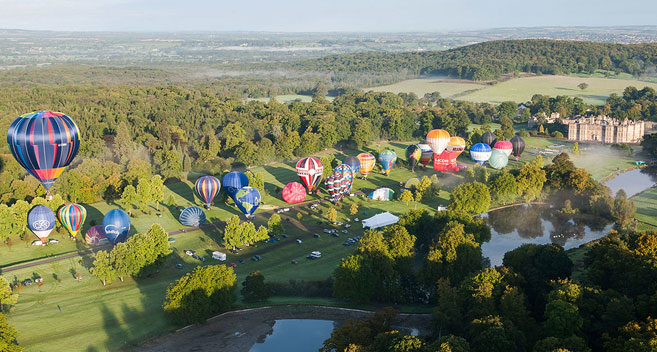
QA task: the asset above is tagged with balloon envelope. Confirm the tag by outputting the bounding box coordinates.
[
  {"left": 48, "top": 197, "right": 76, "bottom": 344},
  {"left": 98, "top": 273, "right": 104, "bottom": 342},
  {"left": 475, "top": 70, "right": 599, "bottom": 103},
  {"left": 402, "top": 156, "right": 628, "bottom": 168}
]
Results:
[
  {"left": 85, "top": 225, "right": 108, "bottom": 246},
  {"left": 481, "top": 132, "right": 497, "bottom": 147},
  {"left": 434, "top": 151, "right": 460, "bottom": 172},
  {"left": 488, "top": 149, "right": 509, "bottom": 169},
  {"left": 58, "top": 203, "right": 87, "bottom": 237},
  {"left": 28, "top": 205, "right": 56, "bottom": 241},
  {"left": 405, "top": 145, "right": 421, "bottom": 171},
  {"left": 493, "top": 140, "right": 513, "bottom": 157},
  {"left": 179, "top": 206, "right": 207, "bottom": 227},
  {"left": 282, "top": 182, "right": 307, "bottom": 204},
  {"left": 7, "top": 111, "right": 80, "bottom": 191},
  {"left": 470, "top": 143, "right": 492, "bottom": 165},
  {"left": 446, "top": 136, "right": 466, "bottom": 156},
  {"left": 511, "top": 135, "right": 526, "bottom": 159},
  {"left": 195, "top": 176, "right": 221, "bottom": 206},
  {"left": 378, "top": 150, "right": 398, "bottom": 176},
  {"left": 234, "top": 187, "right": 261, "bottom": 216},
  {"left": 356, "top": 153, "right": 376, "bottom": 178},
  {"left": 103, "top": 209, "right": 131, "bottom": 245},
  {"left": 418, "top": 144, "right": 434, "bottom": 166},
  {"left": 296, "top": 157, "right": 324, "bottom": 192},
  {"left": 325, "top": 165, "right": 353, "bottom": 202},
  {"left": 222, "top": 172, "right": 249, "bottom": 199},
  {"left": 342, "top": 156, "right": 361, "bottom": 176},
  {"left": 426, "top": 129, "right": 451, "bottom": 155}
]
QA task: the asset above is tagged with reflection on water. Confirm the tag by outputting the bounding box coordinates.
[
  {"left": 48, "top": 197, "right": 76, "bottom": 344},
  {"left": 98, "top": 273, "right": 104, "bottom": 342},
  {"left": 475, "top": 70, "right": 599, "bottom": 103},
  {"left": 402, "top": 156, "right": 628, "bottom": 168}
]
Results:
[
  {"left": 250, "top": 319, "right": 335, "bottom": 352},
  {"left": 481, "top": 205, "right": 613, "bottom": 266},
  {"left": 604, "top": 168, "right": 657, "bottom": 198}
]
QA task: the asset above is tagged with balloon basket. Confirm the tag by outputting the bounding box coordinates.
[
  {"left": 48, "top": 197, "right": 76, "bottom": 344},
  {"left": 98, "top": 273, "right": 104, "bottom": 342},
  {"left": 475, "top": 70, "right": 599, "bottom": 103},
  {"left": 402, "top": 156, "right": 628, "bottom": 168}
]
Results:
[{"left": 45, "top": 194, "right": 53, "bottom": 201}]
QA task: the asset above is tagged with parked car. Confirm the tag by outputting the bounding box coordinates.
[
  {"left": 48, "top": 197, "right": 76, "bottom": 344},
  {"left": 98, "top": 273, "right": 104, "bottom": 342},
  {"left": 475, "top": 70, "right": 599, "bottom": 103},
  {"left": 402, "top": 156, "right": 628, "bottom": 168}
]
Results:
[
  {"left": 354, "top": 218, "right": 359, "bottom": 222},
  {"left": 239, "top": 259, "right": 245, "bottom": 264},
  {"left": 344, "top": 224, "right": 351, "bottom": 228},
  {"left": 176, "top": 264, "right": 183, "bottom": 269},
  {"left": 341, "top": 230, "right": 349, "bottom": 234},
  {"left": 323, "top": 229, "right": 331, "bottom": 233},
  {"left": 291, "top": 260, "right": 298, "bottom": 264},
  {"left": 22, "top": 279, "right": 33, "bottom": 286},
  {"left": 331, "top": 233, "right": 340, "bottom": 237},
  {"left": 296, "top": 239, "right": 302, "bottom": 244},
  {"left": 229, "top": 262, "right": 237, "bottom": 268},
  {"left": 184, "top": 250, "right": 195, "bottom": 256},
  {"left": 281, "top": 234, "right": 288, "bottom": 238},
  {"left": 313, "top": 233, "right": 321, "bottom": 238}
]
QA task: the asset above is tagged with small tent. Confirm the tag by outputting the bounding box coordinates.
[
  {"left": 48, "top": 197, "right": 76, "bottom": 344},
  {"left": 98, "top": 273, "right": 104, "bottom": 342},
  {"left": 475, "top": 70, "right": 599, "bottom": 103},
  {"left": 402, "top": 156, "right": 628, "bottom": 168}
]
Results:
[
  {"left": 368, "top": 188, "right": 395, "bottom": 201},
  {"left": 212, "top": 251, "right": 226, "bottom": 261},
  {"left": 362, "top": 212, "right": 400, "bottom": 229}
]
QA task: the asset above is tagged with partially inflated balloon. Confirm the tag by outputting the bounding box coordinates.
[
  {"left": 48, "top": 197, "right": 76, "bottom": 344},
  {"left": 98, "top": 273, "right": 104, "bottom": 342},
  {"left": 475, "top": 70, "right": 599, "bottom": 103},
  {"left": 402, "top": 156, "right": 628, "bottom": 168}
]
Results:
[
  {"left": 470, "top": 143, "right": 492, "bottom": 165},
  {"left": 488, "top": 149, "right": 509, "bottom": 169},
  {"left": 426, "top": 129, "right": 451, "bottom": 155},
  {"left": 343, "top": 156, "right": 361, "bottom": 176},
  {"left": 296, "top": 157, "right": 324, "bottom": 192},
  {"left": 195, "top": 176, "right": 221, "bottom": 207},
  {"left": 511, "top": 135, "right": 526, "bottom": 160},
  {"left": 378, "top": 150, "right": 397, "bottom": 176},
  {"left": 481, "top": 132, "right": 497, "bottom": 147},
  {"left": 418, "top": 144, "right": 434, "bottom": 167},
  {"left": 222, "top": 172, "right": 249, "bottom": 200},
  {"left": 179, "top": 206, "right": 206, "bottom": 227},
  {"left": 493, "top": 140, "right": 513, "bottom": 157},
  {"left": 58, "top": 203, "right": 86, "bottom": 237},
  {"left": 85, "top": 225, "right": 107, "bottom": 246},
  {"left": 405, "top": 145, "right": 421, "bottom": 172},
  {"left": 7, "top": 111, "right": 80, "bottom": 193},
  {"left": 434, "top": 151, "right": 460, "bottom": 172},
  {"left": 282, "top": 182, "right": 307, "bottom": 204},
  {"left": 103, "top": 209, "right": 131, "bottom": 245},
  {"left": 356, "top": 153, "right": 376, "bottom": 179},
  {"left": 234, "top": 187, "right": 261, "bottom": 216},
  {"left": 28, "top": 205, "right": 56, "bottom": 242}
]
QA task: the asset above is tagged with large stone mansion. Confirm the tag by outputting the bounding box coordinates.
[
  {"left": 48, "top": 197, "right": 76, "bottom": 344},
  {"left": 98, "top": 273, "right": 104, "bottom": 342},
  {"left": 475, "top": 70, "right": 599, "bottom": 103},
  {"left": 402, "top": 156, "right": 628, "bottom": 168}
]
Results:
[{"left": 563, "top": 116, "right": 645, "bottom": 144}]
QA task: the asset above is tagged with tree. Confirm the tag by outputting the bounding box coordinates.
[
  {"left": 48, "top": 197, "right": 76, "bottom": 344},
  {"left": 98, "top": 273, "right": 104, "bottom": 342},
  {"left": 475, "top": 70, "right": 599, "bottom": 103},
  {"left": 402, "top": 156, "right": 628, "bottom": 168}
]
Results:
[
  {"left": 449, "top": 182, "right": 490, "bottom": 214},
  {"left": 222, "top": 216, "right": 242, "bottom": 249},
  {"left": 163, "top": 265, "right": 236, "bottom": 325},
  {"left": 241, "top": 271, "right": 271, "bottom": 302},
  {"left": 135, "top": 177, "right": 152, "bottom": 212},
  {"left": 120, "top": 185, "right": 137, "bottom": 215},
  {"left": 516, "top": 158, "right": 546, "bottom": 202},
  {"left": 110, "top": 243, "right": 132, "bottom": 282},
  {"left": 572, "top": 142, "right": 580, "bottom": 155},
  {"left": 612, "top": 189, "right": 636, "bottom": 227},
  {"left": 350, "top": 203, "right": 358, "bottom": 216},
  {"left": 0, "top": 313, "right": 21, "bottom": 352},
  {"left": 424, "top": 221, "right": 481, "bottom": 284},
  {"left": 399, "top": 190, "right": 414, "bottom": 205},
  {"left": 544, "top": 299, "right": 583, "bottom": 338},
  {"left": 245, "top": 171, "right": 265, "bottom": 194},
  {"left": 0, "top": 276, "right": 18, "bottom": 312},
  {"left": 267, "top": 214, "right": 283, "bottom": 236},
  {"left": 489, "top": 171, "right": 520, "bottom": 205},
  {"left": 90, "top": 250, "right": 116, "bottom": 286},
  {"left": 150, "top": 175, "right": 165, "bottom": 211},
  {"left": 327, "top": 207, "right": 338, "bottom": 223},
  {"left": 578, "top": 82, "right": 589, "bottom": 90}
]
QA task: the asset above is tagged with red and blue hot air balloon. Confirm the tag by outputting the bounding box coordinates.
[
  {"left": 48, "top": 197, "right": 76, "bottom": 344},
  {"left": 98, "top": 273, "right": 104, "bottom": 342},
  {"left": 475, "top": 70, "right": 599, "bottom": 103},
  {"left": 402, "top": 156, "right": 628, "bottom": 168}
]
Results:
[
  {"left": 195, "top": 176, "right": 221, "bottom": 208},
  {"left": 58, "top": 203, "right": 87, "bottom": 238},
  {"left": 222, "top": 172, "right": 249, "bottom": 201},
  {"left": 7, "top": 111, "right": 80, "bottom": 196}
]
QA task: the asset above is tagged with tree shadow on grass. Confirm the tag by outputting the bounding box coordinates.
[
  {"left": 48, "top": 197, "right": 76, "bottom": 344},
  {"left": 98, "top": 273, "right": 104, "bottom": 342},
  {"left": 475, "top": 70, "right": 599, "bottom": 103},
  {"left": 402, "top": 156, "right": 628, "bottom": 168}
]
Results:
[{"left": 167, "top": 182, "right": 195, "bottom": 205}]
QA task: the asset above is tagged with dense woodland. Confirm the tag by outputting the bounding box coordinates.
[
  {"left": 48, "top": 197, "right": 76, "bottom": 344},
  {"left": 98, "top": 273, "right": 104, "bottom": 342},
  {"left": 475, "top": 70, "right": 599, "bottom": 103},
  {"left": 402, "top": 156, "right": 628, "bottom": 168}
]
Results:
[{"left": 293, "top": 39, "right": 657, "bottom": 80}]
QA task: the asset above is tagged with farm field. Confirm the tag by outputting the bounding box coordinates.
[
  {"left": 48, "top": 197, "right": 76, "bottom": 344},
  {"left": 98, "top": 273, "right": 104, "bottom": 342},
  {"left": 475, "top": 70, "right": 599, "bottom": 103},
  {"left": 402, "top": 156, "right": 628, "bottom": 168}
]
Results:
[
  {"left": 364, "top": 78, "right": 485, "bottom": 98},
  {"left": 247, "top": 94, "right": 335, "bottom": 103}
]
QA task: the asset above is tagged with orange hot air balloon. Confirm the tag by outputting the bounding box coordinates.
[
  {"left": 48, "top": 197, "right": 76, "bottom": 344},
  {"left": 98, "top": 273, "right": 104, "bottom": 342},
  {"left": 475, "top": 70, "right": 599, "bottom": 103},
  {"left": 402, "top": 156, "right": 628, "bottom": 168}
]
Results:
[
  {"left": 426, "top": 129, "right": 451, "bottom": 155},
  {"left": 356, "top": 153, "right": 376, "bottom": 179},
  {"left": 446, "top": 136, "right": 466, "bottom": 157}
]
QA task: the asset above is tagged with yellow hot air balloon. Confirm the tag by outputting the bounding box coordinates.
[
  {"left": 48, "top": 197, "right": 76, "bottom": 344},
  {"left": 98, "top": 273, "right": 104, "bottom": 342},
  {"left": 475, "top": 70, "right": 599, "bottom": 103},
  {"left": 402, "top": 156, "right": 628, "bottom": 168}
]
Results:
[
  {"left": 357, "top": 153, "right": 376, "bottom": 179},
  {"left": 446, "top": 136, "right": 466, "bottom": 157},
  {"left": 426, "top": 129, "right": 451, "bottom": 155}
]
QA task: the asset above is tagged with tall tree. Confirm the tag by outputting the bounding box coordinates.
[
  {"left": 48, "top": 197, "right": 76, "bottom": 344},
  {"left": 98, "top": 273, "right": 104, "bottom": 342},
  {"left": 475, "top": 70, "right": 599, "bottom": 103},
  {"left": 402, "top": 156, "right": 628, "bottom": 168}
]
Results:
[{"left": 90, "top": 250, "right": 116, "bottom": 286}]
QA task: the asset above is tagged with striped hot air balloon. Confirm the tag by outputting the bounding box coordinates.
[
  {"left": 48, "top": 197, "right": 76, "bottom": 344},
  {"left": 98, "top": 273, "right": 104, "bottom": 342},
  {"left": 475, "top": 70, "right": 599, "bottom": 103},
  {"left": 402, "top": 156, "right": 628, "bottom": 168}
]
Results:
[
  {"left": 493, "top": 140, "right": 513, "bottom": 157},
  {"left": 7, "top": 111, "right": 80, "bottom": 195},
  {"left": 179, "top": 206, "right": 207, "bottom": 227},
  {"left": 470, "top": 143, "right": 492, "bottom": 165},
  {"left": 356, "top": 153, "right": 376, "bottom": 179},
  {"left": 488, "top": 149, "right": 509, "bottom": 169},
  {"left": 58, "top": 203, "right": 87, "bottom": 237},
  {"left": 296, "top": 157, "right": 324, "bottom": 193},
  {"left": 195, "top": 176, "right": 221, "bottom": 208},
  {"left": 405, "top": 145, "right": 421, "bottom": 172},
  {"left": 378, "top": 150, "right": 397, "bottom": 176},
  {"left": 426, "top": 129, "right": 451, "bottom": 155},
  {"left": 418, "top": 143, "right": 434, "bottom": 167}
]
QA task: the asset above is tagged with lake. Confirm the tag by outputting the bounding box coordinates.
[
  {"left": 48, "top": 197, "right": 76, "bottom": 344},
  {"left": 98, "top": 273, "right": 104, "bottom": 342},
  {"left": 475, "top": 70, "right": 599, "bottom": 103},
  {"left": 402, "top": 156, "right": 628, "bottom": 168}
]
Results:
[
  {"left": 603, "top": 168, "right": 657, "bottom": 198},
  {"left": 480, "top": 205, "right": 613, "bottom": 266},
  {"left": 250, "top": 319, "right": 335, "bottom": 352}
]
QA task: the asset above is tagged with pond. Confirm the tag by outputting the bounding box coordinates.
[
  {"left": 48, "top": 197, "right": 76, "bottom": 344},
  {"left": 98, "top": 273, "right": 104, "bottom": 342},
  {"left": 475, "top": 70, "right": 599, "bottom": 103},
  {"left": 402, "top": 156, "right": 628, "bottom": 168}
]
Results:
[
  {"left": 603, "top": 168, "right": 657, "bottom": 198},
  {"left": 480, "top": 205, "right": 613, "bottom": 266},
  {"left": 250, "top": 319, "right": 335, "bottom": 352}
]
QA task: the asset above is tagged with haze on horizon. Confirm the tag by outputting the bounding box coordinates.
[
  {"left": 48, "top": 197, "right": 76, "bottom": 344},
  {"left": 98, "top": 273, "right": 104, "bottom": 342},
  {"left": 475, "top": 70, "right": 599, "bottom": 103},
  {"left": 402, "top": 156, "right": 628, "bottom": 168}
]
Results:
[{"left": 1, "top": 0, "right": 657, "bottom": 33}]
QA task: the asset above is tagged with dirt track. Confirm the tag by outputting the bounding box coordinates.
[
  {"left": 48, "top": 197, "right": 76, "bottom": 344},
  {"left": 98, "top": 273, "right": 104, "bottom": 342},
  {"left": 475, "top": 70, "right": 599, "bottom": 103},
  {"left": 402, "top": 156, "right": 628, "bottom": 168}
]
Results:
[{"left": 138, "top": 305, "right": 432, "bottom": 352}]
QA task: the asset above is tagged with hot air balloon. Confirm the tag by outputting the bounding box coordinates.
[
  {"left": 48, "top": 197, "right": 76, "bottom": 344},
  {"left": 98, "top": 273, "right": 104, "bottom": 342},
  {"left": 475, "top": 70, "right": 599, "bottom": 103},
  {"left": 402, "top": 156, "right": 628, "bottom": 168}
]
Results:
[
  {"left": 28, "top": 205, "right": 56, "bottom": 242},
  {"left": 488, "top": 149, "right": 509, "bottom": 169},
  {"left": 405, "top": 145, "right": 421, "bottom": 172},
  {"left": 7, "top": 111, "right": 80, "bottom": 197},
  {"left": 282, "top": 182, "right": 307, "bottom": 204},
  {"left": 85, "top": 225, "right": 108, "bottom": 246},
  {"left": 343, "top": 156, "right": 361, "bottom": 176},
  {"left": 493, "top": 140, "right": 513, "bottom": 157},
  {"left": 378, "top": 150, "right": 397, "bottom": 176},
  {"left": 418, "top": 143, "right": 434, "bottom": 167},
  {"left": 58, "top": 203, "right": 86, "bottom": 238},
  {"left": 481, "top": 132, "right": 497, "bottom": 147},
  {"left": 179, "top": 206, "right": 207, "bottom": 227},
  {"left": 470, "top": 143, "right": 492, "bottom": 165},
  {"left": 356, "top": 153, "right": 376, "bottom": 179},
  {"left": 103, "top": 209, "right": 131, "bottom": 245},
  {"left": 296, "top": 157, "right": 324, "bottom": 193},
  {"left": 434, "top": 151, "right": 460, "bottom": 172},
  {"left": 511, "top": 135, "right": 526, "bottom": 160},
  {"left": 334, "top": 164, "right": 354, "bottom": 193},
  {"left": 426, "top": 129, "right": 451, "bottom": 155},
  {"left": 325, "top": 165, "right": 353, "bottom": 202},
  {"left": 234, "top": 187, "right": 261, "bottom": 217},
  {"left": 222, "top": 172, "right": 249, "bottom": 200},
  {"left": 195, "top": 176, "right": 221, "bottom": 208},
  {"left": 446, "top": 136, "right": 466, "bottom": 156}
]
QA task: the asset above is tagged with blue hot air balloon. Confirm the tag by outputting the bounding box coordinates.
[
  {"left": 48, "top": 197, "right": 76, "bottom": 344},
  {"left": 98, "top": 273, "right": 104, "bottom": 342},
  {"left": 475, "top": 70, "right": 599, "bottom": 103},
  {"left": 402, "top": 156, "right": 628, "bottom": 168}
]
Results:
[
  {"left": 28, "top": 205, "right": 56, "bottom": 242},
  {"left": 179, "top": 206, "right": 207, "bottom": 227},
  {"left": 378, "top": 150, "right": 398, "bottom": 176},
  {"left": 234, "top": 187, "right": 261, "bottom": 217},
  {"left": 103, "top": 209, "right": 131, "bottom": 245},
  {"left": 470, "top": 143, "right": 492, "bottom": 165},
  {"left": 195, "top": 176, "right": 221, "bottom": 208},
  {"left": 222, "top": 172, "right": 249, "bottom": 200},
  {"left": 342, "top": 156, "right": 361, "bottom": 176}
]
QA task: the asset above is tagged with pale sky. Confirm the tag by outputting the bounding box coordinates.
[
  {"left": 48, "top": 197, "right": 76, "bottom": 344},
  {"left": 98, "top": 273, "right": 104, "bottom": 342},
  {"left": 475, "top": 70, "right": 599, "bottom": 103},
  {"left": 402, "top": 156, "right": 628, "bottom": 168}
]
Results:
[{"left": 1, "top": 0, "right": 656, "bottom": 32}]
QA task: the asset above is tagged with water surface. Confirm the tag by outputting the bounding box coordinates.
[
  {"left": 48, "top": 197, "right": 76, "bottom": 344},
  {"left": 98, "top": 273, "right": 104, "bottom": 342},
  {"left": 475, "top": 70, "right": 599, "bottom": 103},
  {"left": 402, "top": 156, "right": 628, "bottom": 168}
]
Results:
[
  {"left": 603, "top": 168, "right": 656, "bottom": 198},
  {"left": 250, "top": 319, "right": 334, "bottom": 352}
]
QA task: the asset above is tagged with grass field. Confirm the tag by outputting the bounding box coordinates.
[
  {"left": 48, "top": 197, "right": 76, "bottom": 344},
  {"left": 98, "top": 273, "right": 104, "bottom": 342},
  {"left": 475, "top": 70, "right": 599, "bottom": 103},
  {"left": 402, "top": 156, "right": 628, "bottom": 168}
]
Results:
[
  {"left": 632, "top": 186, "right": 657, "bottom": 228},
  {"left": 367, "top": 74, "right": 657, "bottom": 105},
  {"left": 247, "top": 94, "right": 335, "bottom": 103}
]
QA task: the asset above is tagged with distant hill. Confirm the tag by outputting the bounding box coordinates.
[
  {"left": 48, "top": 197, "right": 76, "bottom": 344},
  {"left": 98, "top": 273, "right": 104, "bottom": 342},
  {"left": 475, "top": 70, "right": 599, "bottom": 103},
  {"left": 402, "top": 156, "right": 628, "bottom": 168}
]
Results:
[{"left": 293, "top": 39, "right": 657, "bottom": 81}]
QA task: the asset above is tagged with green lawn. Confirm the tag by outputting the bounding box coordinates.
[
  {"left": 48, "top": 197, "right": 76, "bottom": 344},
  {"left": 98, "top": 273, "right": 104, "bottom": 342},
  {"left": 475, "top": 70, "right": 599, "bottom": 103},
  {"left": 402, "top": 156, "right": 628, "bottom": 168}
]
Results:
[
  {"left": 247, "top": 95, "right": 335, "bottom": 103},
  {"left": 632, "top": 186, "right": 657, "bottom": 228},
  {"left": 365, "top": 78, "right": 485, "bottom": 98}
]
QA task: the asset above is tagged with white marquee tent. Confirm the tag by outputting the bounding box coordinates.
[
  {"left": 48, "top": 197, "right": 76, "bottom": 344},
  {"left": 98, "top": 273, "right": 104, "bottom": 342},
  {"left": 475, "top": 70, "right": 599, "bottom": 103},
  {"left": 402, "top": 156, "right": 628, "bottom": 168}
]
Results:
[{"left": 361, "top": 212, "right": 400, "bottom": 229}]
